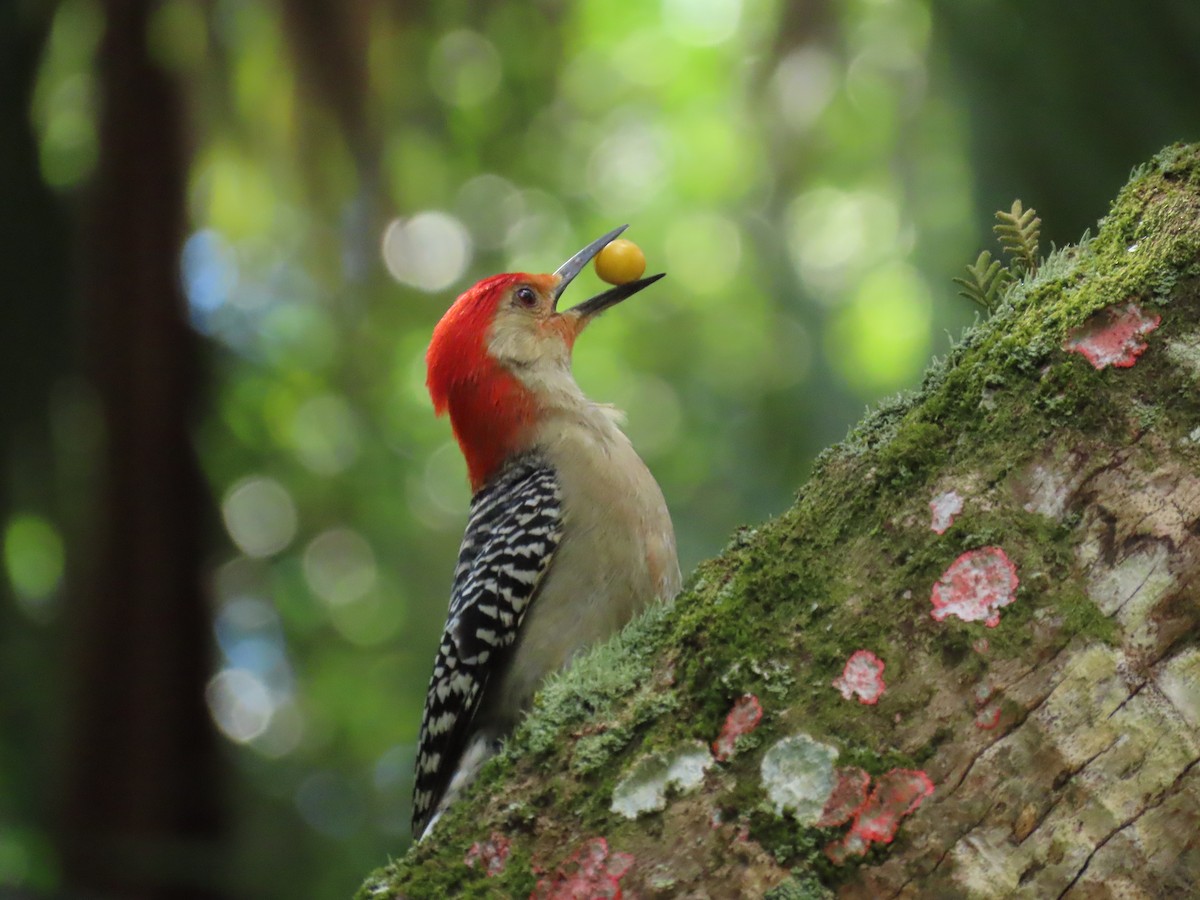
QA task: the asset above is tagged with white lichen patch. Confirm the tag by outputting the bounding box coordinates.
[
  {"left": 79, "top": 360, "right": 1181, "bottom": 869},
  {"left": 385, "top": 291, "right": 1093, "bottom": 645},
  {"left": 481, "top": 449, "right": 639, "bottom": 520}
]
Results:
[
  {"left": 610, "top": 741, "right": 713, "bottom": 819},
  {"left": 1165, "top": 330, "right": 1200, "bottom": 380},
  {"left": 1156, "top": 647, "right": 1200, "bottom": 729},
  {"left": 1086, "top": 542, "right": 1175, "bottom": 648},
  {"left": 945, "top": 641, "right": 1200, "bottom": 898},
  {"left": 1022, "top": 459, "right": 1083, "bottom": 520},
  {"left": 929, "top": 490, "right": 964, "bottom": 534},
  {"left": 665, "top": 743, "right": 713, "bottom": 791},
  {"left": 759, "top": 733, "right": 838, "bottom": 823}
]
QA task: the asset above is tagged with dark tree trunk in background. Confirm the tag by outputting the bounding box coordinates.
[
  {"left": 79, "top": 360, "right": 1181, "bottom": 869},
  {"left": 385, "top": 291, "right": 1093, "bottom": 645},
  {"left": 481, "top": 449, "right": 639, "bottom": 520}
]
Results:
[
  {"left": 59, "top": 1, "right": 227, "bottom": 896},
  {"left": 0, "top": 2, "right": 73, "bottom": 868}
]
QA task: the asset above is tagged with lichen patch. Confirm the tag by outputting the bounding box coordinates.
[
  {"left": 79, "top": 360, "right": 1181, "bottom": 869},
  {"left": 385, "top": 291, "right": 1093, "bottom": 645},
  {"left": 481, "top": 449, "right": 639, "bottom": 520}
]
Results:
[
  {"left": 531, "top": 837, "right": 633, "bottom": 899},
  {"left": 610, "top": 742, "right": 713, "bottom": 819},
  {"left": 1086, "top": 541, "right": 1176, "bottom": 649},
  {"left": 1155, "top": 647, "right": 1200, "bottom": 730},
  {"left": 822, "top": 768, "right": 934, "bottom": 865},
  {"left": 759, "top": 733, "right": 839, "bottom": 824},
  {"left": 464, "top": 832, "right": 511, "bottom": 877},
  {"left": 852, "top": 769, "right": 934, "bottom": 843},
  {"left": 1164, "top": 329, "right": 1200, "bottom": 379},
  {"left": 930, "top": 490, "right": 964, "bottom": 534},
  {"left": 832, "top": 650, "right": 887, "bottom": 705},
  {"left": 930, "top": 547, "right": 1019, "bottom": 628},
  {"left": 816, "top": 766, "right": 871, "bottom": 827},
  {"left": 1064, "top": 300, "right": 1161, "bottom": 369},
  {"left": 712, "top": 693, "right": 763, "bottom": 761}
]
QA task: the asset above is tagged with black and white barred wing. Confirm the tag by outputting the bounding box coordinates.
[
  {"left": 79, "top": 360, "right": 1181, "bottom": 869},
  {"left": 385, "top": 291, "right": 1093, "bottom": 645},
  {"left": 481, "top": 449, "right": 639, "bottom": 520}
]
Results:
[{"left": 411, "top": 456, "right": 562, "bottom": 837}]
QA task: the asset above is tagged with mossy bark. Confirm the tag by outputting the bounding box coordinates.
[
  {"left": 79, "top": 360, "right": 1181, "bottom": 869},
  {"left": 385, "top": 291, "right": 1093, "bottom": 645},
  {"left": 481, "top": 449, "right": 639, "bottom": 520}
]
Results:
[{"left": 361, "top": 144, "right": 1200, "bottom": 899}]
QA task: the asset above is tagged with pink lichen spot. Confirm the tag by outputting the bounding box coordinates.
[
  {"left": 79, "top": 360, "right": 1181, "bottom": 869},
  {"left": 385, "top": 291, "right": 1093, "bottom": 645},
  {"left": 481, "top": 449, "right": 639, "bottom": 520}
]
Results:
[
  {"left": 530, "top": 838, "right": 633, "bottom": 900},
  {"left": 824, "top": 830, "right": 870, "bottom": 864},
  {"left": 465, "top": 832, "right": 512, "bottom": 877},
  {"left": 930, "top": 546, "right": 1019, "bottom": 628},
  {"left": 817, "top": 766, "right": 871, "bottom": 827},
  {"left": 929, "top": 490, "right": 964, "bottom": 534},
  {"left": 975, "top": 704, "right": 1002, "bottom": 730},
  {"left": 821, "top": 768, "right": 935, "bottom": 865},
  {"left": 1064, "top": 301, "right": 1161, "bottom": 370},
  {"left": 973, "top": 637, "right": 990, "bottom": 655},
  {"left": 833, "top": 650, "right": 886, "bottom": 705},
  {"left": 852, "top": 769, "right": 935, "bottom": 843},
  {"left": 713, "top": 693, "right": 764, "bottom": 761}
]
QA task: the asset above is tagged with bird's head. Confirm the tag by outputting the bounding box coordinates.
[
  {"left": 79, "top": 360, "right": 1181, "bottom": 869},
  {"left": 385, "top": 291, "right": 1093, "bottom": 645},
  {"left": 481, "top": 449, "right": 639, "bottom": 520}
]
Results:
[{"left": 426, "top": 226, "right": 663, "bottom": 490}]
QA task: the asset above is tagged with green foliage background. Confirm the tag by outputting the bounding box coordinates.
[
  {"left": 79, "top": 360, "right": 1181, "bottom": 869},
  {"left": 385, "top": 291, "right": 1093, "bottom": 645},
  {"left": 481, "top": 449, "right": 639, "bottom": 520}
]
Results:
[{"left": 2, "top": 0, "right": 1198, "bottom": 896}]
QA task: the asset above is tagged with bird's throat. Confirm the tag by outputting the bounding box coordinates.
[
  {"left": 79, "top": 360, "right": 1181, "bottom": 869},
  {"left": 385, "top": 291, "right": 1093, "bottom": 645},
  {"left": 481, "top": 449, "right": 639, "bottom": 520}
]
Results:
[{"left": 448, "top": 368, "right": 537, "bottom": 492}]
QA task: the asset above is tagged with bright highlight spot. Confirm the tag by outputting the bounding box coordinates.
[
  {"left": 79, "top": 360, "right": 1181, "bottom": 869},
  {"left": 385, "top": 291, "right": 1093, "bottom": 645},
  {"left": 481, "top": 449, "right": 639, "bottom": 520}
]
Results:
[
  {"left": 421, "top": 441, "right": 472, "bottom": 520},
  {"left": 303, "top": 528, "right": 377, "bottom": 607},
  {"left": 429, "top": 30, "right": 502, "bottom": 108},
  {"left": 827, "top": 264, "right": 932, "bottom": 395},
  {"left": 221, "top": 476, "right": 298, "bottom": 558},
  {"left": 382, "top": 211, "right": 472, "bottom": 292},
  {"left": 207, "top": 667, "right": 273, "bottom": 742},
  {"left": 31, "top": 0, "right": 104, "bottom": 189},
  {"left": 290, "top": 393, "right": 360, "bottom": 475},
  {"left": 787, "top": 188, "right": 901, "bottom": 294},
  {"left": 664, "top": 213, "right": 742, "bottom": 295},
  {"left": 620, "top": 376, "right": 683, "bottom": 459},
  {"left": 662, "top": 0, "right": 742, "bottom": 46},
  {"left": 772, "top": 47, "right": 838, "bottom": 131},
  {"left": 36, "top": 75, "right": 98, "bottom": 189},
  {"left": 456, "top": 174, "right": 525, "bottom": 251},
  {"left": 586, "top": 119, "right": 668, "bottom": 215},
  {"left": 196, "top": 143, "right": 276, "bottom": 241},
  {"left": 3, "top": 514, "right": 65, "bottom": 613},
  {"left": 503, "top": 190, "right": 570, "bottom": 272},
  {"left": 181, "top": 229, "right": 238, "bottom": 324}
]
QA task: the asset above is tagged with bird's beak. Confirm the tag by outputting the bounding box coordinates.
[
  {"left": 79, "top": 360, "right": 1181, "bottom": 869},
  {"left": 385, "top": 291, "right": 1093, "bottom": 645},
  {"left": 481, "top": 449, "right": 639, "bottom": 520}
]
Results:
[{"left": 552, "top": 225, "right": 665, "bottom": 321}]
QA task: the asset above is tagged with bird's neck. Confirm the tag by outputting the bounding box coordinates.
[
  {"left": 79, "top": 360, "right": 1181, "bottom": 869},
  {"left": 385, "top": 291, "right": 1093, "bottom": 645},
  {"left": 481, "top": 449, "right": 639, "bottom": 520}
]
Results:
[{"left": 448, "top": 366, "right": 538, "bottom": 492}]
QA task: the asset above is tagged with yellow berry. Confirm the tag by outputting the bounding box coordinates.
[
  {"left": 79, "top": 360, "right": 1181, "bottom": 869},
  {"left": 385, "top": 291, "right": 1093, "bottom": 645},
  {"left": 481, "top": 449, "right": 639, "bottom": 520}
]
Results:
[{"left": 594, "top": 238, "right": 647, "bottom": 286}]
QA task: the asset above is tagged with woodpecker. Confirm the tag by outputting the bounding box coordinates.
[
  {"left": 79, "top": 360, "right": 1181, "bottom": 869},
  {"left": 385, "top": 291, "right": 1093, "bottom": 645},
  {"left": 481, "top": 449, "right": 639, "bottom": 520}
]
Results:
[{"left": 412, "top": 226, "right": 681, "bottom": 840}]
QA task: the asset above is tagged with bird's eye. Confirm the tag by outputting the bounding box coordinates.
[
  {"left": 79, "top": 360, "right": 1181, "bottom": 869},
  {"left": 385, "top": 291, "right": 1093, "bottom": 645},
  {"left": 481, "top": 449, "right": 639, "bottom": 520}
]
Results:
[{"left": 514, "top": 286, "right": 538, "bottom": 309}]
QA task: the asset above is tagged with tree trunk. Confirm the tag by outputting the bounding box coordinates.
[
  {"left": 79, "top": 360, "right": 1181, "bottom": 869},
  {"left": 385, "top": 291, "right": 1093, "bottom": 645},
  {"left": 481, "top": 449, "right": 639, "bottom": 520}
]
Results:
[
  {"left": 362, "top": 143, "right": 1200, "bottom": 899},
  {"left": 59, "top": 1, "right": 227, "bottom": 896}
]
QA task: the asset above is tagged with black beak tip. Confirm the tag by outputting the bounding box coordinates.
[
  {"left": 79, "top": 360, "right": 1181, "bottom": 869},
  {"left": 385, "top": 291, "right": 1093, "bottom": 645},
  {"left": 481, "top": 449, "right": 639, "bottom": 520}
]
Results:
[{"left": 566, "top": 271, "right": 665, "bottom": 319}]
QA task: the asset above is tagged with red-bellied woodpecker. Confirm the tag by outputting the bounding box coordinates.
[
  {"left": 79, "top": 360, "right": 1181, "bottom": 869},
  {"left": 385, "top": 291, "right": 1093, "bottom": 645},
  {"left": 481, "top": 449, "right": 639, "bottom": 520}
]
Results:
[{"left": 412, "top": 226, "right": 681, "bottom": 839}]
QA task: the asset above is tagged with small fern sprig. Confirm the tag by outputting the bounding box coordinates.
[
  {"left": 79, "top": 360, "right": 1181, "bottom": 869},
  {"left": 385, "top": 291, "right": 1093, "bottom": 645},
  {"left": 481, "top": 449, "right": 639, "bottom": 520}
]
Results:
[
  {"left": 953, "top": 250, "right": 1012, "bottom": 313},
  {"left": 993, "top": 199, "right": 1041, "bottom": 276}
]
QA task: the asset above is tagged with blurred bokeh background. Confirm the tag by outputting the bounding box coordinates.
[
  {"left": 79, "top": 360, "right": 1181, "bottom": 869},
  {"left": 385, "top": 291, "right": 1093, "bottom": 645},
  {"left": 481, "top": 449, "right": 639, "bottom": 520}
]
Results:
[{"left": 2, "top": 0, "right": 1197, "bottom": 896}]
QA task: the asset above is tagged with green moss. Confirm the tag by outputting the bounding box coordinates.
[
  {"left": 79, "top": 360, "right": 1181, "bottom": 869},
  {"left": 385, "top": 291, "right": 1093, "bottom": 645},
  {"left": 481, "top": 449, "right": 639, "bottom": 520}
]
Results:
[
  {"left": 765, "top": 872, "right": 836, "bottom": 900},
  {"left": 513, "top": 596, "right": 677, "bottom": 759},
  {"left": 357, "top": 838, "right": 538, "bottom": 900},
  {"left": 875, "top": 420, "right": 946, "bottom": 488},
  {"left": 746, "top": 811, "right": 826, "bottom": 867}
]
